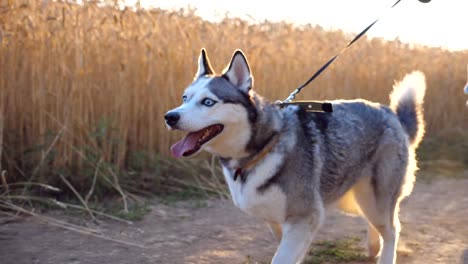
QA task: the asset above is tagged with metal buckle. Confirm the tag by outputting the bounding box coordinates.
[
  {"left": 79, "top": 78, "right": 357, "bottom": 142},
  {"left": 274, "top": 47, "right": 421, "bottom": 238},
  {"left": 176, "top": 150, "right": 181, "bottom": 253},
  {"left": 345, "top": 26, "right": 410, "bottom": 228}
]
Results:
[{"left": 276, "top": 101, "right": 333, "bottom": 113}]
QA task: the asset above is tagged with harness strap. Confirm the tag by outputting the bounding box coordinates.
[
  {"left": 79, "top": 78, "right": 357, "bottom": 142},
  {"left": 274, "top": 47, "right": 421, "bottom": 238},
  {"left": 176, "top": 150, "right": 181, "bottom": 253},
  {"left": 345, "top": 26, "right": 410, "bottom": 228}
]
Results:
[{"left": 277, "top": 101, "right": 333, "bottom": 112}]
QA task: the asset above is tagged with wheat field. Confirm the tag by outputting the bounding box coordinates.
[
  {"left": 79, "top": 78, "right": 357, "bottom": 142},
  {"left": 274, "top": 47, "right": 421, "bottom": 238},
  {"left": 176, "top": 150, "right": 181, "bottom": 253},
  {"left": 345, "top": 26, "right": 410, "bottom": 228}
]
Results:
[{"left": 0, "top": 0, "right": 467, "bottom": 189}]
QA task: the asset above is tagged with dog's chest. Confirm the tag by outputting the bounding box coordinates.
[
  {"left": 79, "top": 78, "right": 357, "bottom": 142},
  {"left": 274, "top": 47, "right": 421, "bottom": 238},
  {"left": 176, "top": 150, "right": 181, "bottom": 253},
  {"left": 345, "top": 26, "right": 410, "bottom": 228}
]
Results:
[{"left": 222, "top": 154, "right": 287, "bottom": 223}]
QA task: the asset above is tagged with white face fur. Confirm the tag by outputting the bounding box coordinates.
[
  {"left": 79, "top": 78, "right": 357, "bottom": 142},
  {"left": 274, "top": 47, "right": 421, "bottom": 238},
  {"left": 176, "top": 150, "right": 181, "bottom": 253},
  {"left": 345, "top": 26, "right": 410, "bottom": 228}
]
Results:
[
  {"left": 169, "top": 79, "right": 252, "bottom": 158},
  {"left": 166, "top": 49, "right": 255, "bottom": 159}
]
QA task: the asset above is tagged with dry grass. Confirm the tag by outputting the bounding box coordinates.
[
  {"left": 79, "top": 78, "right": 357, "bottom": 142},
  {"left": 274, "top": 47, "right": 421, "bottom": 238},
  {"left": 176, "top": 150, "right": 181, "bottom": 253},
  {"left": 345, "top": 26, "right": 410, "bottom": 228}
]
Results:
[{"left": 0, "top": 0, "right": 467, "bottom": 193}]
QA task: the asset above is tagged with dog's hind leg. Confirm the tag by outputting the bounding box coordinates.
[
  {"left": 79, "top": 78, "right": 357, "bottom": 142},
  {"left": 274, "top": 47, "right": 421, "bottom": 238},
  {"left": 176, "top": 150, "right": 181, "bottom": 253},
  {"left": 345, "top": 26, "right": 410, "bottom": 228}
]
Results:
[
  {"left": 367, "top": 223, "right": 382, "bottom": 258},
  {"left": 352, "top": 177, "right": 383, "bottom": 258},
  {"left": 353, "top": 176, "right": 400, "bottom": 264},
  {"left": 377, "top": 209, "right": 400, "bottom": 264}
]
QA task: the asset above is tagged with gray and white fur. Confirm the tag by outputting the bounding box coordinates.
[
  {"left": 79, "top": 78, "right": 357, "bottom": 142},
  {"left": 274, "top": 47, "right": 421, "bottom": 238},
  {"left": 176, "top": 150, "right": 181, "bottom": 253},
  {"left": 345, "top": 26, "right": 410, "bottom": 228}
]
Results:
[{"left": 165, "top": 49, "right": 426, "bottom": 264}]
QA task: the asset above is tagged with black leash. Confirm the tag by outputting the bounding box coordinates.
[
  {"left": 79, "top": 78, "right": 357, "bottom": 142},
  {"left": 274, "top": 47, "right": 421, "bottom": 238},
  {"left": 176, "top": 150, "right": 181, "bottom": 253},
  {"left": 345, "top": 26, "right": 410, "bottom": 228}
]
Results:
[{"left": 277, "top": 0, "right": 405, "bottom": 112}]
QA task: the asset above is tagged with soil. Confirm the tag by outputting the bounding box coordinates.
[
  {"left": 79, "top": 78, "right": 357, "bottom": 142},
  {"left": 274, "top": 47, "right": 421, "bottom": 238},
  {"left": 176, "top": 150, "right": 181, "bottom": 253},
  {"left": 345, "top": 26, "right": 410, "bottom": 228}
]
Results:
[{"left": 1, "top": 178, "right": 468, "bottom": 264}]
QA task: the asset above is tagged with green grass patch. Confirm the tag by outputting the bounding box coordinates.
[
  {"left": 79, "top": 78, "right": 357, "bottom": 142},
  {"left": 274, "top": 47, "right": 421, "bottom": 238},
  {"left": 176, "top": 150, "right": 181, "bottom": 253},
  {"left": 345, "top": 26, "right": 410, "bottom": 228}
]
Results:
[
  {"left": 417, "top": 130, "right": 468, "bottom": 181},
  {"left": 160, "top": 188, "right": 208, "bottom": 205},
  {"left": 418, "top": 130, "right": 468, "bottom": 167},
  {"left": 84, "top": 198, "right": 151, "bottom": 221},
  {"left": 111, "top": 202, "right": 151, "bottom": 221},
  {"left": 304, "top": 237, "right": 369, "bottom": 264}
]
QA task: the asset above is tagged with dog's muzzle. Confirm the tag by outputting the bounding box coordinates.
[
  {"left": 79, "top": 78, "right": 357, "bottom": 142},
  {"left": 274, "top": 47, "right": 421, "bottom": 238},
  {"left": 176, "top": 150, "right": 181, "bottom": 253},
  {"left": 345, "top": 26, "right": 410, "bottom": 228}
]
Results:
[{"left": 165, "top": 112, "right": 180, "bottom": 127}]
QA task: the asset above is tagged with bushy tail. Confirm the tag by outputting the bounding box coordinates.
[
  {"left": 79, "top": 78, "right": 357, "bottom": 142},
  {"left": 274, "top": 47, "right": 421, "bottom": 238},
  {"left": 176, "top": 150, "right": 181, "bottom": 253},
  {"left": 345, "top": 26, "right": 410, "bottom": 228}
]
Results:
[{"left": 389, "top": 71, "right": 426, "bottom": 148}]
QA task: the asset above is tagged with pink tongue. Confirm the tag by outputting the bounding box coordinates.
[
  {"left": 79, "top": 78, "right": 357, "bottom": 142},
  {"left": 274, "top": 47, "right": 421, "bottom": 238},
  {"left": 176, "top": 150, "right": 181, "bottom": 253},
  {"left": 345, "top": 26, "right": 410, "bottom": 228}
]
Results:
[{"left": 170, "top": 130, "right": 205, "bottom": 158}]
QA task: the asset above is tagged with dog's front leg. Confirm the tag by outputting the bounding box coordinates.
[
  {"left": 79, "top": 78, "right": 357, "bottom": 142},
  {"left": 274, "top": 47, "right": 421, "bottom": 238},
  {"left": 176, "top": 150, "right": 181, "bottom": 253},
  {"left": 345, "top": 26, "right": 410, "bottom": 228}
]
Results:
[{"left": 271, "top": 217, "right": 322, "bottom": 264}]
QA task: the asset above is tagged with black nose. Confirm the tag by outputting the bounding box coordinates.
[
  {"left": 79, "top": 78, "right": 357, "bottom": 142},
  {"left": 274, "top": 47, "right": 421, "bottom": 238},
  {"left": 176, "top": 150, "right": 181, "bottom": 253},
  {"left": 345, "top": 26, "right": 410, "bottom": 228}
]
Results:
[{"left": 165, "top": 112, "right": 180, "bottom": 127}]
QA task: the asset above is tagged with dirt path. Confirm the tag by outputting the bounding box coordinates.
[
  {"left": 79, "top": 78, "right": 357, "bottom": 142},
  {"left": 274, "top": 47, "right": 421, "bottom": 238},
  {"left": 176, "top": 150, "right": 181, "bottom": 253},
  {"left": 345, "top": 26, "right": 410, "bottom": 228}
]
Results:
[{"left": 1, "top": 179, "right": 468, "bottom": 264}]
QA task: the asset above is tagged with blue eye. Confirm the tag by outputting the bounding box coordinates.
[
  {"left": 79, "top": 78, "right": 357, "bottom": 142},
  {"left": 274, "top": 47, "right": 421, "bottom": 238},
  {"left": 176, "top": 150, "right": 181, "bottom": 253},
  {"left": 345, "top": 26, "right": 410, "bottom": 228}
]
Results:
[
  {"left": 201, "top": 98, "right": 216, "bottom": 107},
  {"left": 182, "top": 95, "right": 188, "bottom": 102}
]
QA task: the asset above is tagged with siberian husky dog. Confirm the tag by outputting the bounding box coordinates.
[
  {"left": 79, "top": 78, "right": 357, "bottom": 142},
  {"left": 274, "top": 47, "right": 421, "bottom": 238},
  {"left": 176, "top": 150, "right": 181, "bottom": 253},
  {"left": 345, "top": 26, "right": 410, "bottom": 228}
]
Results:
[
  {"left": 165, "top": 49, "right": 426, "bottom": 264},
  {"left": 464, "top": 65, "right": 468, "bottom": 107}
]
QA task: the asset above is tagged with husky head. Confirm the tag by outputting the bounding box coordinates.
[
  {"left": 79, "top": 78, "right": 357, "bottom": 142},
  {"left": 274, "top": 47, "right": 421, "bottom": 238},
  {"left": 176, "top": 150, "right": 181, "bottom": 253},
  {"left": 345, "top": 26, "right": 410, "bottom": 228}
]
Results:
[
  {"left": 165, "top": 49, "right": 265, "bottom": 159},
  {"left": 465, "top": 64, "right": 468, "bottom": 107}
]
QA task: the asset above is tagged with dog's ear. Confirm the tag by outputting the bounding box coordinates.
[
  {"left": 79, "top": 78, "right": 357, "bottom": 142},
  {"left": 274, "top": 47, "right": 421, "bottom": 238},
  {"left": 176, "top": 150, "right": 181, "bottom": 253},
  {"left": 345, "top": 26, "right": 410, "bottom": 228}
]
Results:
[
  {"left": 223, "top": 50, "right": 253, "bottom": 93},
  {"left": 195, "top": 48, "right": 214, "bottom": 78}
]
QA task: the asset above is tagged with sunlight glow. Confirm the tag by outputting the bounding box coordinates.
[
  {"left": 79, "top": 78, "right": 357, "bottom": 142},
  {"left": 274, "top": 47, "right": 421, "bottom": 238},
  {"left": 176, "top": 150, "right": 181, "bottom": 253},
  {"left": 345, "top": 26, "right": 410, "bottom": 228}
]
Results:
[{"left": 125, "top": 0, "right": 467, "bottom": 51}]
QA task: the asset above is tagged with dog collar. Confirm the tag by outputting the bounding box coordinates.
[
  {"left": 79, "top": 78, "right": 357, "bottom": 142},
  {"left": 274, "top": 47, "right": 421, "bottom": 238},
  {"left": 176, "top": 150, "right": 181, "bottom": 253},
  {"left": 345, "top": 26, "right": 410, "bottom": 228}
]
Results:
[{"left": 233, "top": 134, "right": 280, "bottom": 182}]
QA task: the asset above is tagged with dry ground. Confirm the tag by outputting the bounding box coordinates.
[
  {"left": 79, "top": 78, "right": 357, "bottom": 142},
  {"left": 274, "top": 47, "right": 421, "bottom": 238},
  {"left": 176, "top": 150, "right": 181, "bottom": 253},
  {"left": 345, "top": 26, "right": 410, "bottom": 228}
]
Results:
[{"left": 1, "top": 178, "right": 468, "bottom": 264}]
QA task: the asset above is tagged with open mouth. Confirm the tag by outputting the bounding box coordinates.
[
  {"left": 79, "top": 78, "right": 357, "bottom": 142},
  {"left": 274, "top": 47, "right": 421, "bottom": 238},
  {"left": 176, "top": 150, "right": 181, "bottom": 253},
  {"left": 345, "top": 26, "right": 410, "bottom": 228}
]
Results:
[{"left": 170, "top": 124, "right": 224, "bottom": 158}]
